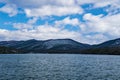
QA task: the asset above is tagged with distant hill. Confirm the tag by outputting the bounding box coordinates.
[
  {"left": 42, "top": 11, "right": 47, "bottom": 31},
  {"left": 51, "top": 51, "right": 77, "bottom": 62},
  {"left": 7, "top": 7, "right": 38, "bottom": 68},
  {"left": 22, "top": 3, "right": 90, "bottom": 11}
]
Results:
[
  {"left": 82, "top": 38, "right": 120, "bottom": 54},
  {"left": 0, "top": 46, "right": 20, "bottom": 54},
  {"left": 95, "top": 38, "right": 120, "bottom": 48},
  {"left": 0, "top": 39, "right": 91, "bottom": 53},
  {"left": 0, "top": 38, "right": 120, "bottom": 54}
]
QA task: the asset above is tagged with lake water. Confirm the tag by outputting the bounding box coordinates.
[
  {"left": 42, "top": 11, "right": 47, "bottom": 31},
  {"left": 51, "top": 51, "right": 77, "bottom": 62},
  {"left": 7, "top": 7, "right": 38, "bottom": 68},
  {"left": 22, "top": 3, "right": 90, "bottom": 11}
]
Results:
[{"left": 0, "top": 54, "right": 120, "bottom": 80}]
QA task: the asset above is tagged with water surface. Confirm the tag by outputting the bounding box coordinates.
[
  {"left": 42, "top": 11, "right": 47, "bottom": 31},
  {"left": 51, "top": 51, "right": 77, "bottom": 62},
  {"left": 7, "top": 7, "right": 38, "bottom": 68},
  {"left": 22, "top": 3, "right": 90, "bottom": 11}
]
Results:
[{"left": 0, "top": 54, "right": 120, "bottom": 80}]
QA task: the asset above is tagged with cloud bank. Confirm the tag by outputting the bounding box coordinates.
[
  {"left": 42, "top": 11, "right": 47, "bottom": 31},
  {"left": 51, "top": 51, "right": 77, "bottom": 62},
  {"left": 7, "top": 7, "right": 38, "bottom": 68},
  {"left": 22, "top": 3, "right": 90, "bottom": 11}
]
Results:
[{"left": 0, "top": 0, "right": 120, "bottom": 44}]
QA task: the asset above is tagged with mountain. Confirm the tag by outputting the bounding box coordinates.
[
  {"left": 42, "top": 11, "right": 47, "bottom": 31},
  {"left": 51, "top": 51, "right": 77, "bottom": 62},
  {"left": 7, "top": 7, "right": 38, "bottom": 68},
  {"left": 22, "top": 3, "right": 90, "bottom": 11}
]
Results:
[
  {"left": 0, "top": 46, "right": 20, "bottom": 54},
  {"left": 41, "top": 39, "right": 90, "bottom": 53},
  {"left": 0, "top": 38, "right": 120, "bottom": 54},
  {"left": 95, "top": 38, "right": 120, "bottom": 48},
  {"left": 82, "top": 38, "right": 120, "bottom": 54},
  {"left": 0, "top": 39, "right": 91, "bottom": 53}
]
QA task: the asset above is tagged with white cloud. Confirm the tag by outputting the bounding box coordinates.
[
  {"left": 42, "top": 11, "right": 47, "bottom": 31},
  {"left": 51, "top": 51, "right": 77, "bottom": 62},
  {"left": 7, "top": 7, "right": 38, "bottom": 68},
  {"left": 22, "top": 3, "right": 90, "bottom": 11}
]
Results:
[
  {"left": 13, "top": 23, "right": 33, "bottom": 30},
  {"left": 13, "top": 17, "right": 38, "bottom": 30},
  {"left": 0, "top": 0, "right": 120, "bottom": 44},
  {"left": 0, "top": 26, "right": 79, "bottom": 42},
  {"left": 8, "top": 0, "right": 75, "bottom": 8},
  {"left": 0, "top": 0, "right": 120, "bottom": 17},
  {"left": 0, "top": 4, "right": 18, "bottom": 17},
  {"left": 80, "top": 13, "right": 120, "bottom": 42},
  {"left": 24, "top": 5, "right": 83, "bottom": 17},
  {"left": 1, "top": 0, "right": 83, "bottom": 17},
  {"left": 0, "top": 0, "right": 8, "bottom": 3},
  {"left": 77, "top": 0, "right": 120, "bottom": 15},
  {"left": 77, "top": 0, "right": 120, "bottom": 8},
  {"left": 0, "top": 27, "right": 110, "bottom": 44},
  {"left": 2, "top": 13, "right": 120, "bottom": 44},
  {"left": 28, "top": 17, "right": 38, "bottom": 24},
  {"left": 55, "top": 17, "right": 80, "bottom": 27}
]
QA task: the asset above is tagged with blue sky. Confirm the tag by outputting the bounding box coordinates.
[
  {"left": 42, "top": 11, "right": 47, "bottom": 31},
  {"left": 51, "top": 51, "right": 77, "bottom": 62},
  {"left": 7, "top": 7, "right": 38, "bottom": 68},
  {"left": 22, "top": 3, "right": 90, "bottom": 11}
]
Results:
[{"left": 0, "top": 0, "right": 120, "bottom": 44}]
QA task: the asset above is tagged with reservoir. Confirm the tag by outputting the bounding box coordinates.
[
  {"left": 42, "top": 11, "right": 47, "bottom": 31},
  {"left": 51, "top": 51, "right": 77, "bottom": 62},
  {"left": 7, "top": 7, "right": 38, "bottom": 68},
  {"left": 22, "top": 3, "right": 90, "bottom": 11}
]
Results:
[{"left": 0, "top": 54, "right": 120, "bottom": 80}]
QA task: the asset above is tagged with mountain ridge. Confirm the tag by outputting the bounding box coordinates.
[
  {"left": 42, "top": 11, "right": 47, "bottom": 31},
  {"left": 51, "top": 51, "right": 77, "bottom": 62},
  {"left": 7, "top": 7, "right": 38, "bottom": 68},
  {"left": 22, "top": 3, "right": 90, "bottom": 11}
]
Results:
[{"left": 0, "top": 38, "right": 120, "bottom": 54}]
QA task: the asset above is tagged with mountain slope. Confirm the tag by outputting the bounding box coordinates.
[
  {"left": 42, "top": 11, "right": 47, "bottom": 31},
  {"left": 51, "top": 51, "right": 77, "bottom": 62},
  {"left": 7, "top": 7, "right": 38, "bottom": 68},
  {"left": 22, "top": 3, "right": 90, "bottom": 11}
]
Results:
[
  {"left": 0, "top": 38, "right": 120, "bottom": 54},
  {"left": 95, "top": 38, "right": 120, "bottom": 48},
  {"left": 0, "top": 39, "right": 91, "bottom": 53},
  {"left": 82, "top": 38, "right": 120, "bottom": 54},
  {"left": 0, "top": 46, "right": 20, "bottom": 54}
]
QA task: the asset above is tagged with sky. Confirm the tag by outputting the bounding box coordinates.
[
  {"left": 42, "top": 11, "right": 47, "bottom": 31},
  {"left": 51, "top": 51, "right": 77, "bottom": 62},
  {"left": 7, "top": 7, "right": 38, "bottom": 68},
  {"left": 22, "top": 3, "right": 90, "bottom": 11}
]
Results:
[{"left": 0, "top": 0, "right": 120, "bottom": 44}]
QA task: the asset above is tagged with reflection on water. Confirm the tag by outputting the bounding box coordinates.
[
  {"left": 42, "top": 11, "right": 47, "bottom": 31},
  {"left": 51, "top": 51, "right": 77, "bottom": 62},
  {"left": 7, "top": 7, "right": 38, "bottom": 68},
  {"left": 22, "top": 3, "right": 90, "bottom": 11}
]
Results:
[{"left": 0, "top": 54, "right": 120, "bottom": 80}]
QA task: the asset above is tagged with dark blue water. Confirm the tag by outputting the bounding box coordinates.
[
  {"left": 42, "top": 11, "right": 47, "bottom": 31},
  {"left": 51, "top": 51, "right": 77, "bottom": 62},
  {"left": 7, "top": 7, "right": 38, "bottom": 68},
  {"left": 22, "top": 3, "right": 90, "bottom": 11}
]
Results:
[{"left": 0, "top": 54, "right": 120, "bottom": 80}]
